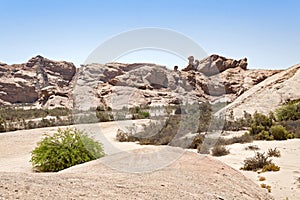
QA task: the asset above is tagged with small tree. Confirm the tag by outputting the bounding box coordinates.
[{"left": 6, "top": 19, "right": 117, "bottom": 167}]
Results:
[{"left": 31, "top": 128, "right": 104, "bottom": 172}]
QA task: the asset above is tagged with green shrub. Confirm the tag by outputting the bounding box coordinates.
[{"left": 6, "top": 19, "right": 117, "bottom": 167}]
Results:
[
  {"left": 30, "top": 128, "right": 104, "bottom": 172},
  {"left": 255, "top": 130, "right": 274, "bottom": 140},
  {"left": 270, "top": 125, "right": 294, "bottom": 140},
  {"left": 132, "top": 111, "right": 150, "bottom": 119},
  {"left": 276, "top": 100, "right": 300, "bottom": 121},
  {"left": 250, "top": 125, "right": 268, "bottom": 136},
  {"left": 212, "top": 145, "right": 230, "bottom": 156}
]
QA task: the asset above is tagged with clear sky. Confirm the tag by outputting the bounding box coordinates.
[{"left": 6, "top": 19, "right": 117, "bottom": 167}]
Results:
[{"left": 0, "top": 0, "right": 299, "bottom": 69}]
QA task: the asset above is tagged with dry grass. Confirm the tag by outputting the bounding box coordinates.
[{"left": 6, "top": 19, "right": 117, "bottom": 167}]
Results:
[{"left": 212, "top": 145, "right": 230, "bottom": 157}]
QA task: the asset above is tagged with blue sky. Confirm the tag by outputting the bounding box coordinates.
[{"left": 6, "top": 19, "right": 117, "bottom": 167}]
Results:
[{"left": 0, "top": 0, "right": 299, "bottom": 69}]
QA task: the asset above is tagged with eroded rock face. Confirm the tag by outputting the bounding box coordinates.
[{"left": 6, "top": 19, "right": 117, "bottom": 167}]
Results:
[
  {"left": 0, "top": 55, "right": 76, "bottom": 108},
  {"left": 0, "top": 54, "right": 284, "bottom": 111}
]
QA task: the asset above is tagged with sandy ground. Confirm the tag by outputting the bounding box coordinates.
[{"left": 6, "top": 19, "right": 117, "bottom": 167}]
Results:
[
  {"left": 213, "top": 139, "right": 300, "bottom": 200},
  {"left": 0, "top": 122, "right": 297, "bottom": 199}
]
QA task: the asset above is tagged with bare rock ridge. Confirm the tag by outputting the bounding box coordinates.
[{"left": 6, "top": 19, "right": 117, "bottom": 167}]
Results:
[
  {"left": 0, "top": 55, "right": 284, "bottom": 111},
  {"left": 0, "top": 55, "right": 76, "bottom": 108},
  {"left": 217, "top": 63, "right": 300, "bottom": 119}
]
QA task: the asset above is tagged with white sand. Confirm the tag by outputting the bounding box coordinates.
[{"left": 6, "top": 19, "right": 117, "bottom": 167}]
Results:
[{"left": 213, "top": 139, "right": 300, "bottom": 200}]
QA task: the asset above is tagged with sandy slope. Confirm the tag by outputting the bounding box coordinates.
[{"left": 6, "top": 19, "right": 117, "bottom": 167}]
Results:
[{"left": 0, "top": 123, "right": 278, "bottom": 199}]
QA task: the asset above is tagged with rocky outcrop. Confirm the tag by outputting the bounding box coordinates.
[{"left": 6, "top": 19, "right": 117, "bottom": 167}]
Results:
[
  {"left": 216, "top": 64, "right": 300, "bottom": 119},
  {"left": 0, "top": 55, "right": 76, "bottom": 108},
  {"left": 0, "top": 54, "right": 285, "bottom": 111},
  {"left": 74, "top": 56, "right": 280, "bottom": 111},
  {"left": 183, "top": 54, "right": 248, "bottom": 76}
]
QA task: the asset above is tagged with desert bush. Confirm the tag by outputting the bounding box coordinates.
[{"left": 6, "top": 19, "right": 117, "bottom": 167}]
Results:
[
  {"left": 223, "top": 111, "right": 252, "bottom": 131},
  {"left": 0, "top": 117, "right": 5, "bottom": 132},
  {"left": 270, "top": 125, "right": 294, "bottom": 140},
  {"left": 240, "top": 152, "right": 272, "bottom": 171},
  {"left": 129, "top": 106, "right": 150, "bottom": 120},
  {"left": 245, "top": 145, "right": 260, "bottom": 151},
  {"left": 248, "top": 112, "right": 275, "bottom": 140},
  {"left": 241, "top": 149, "right": 281, "bottom": 172},
  {"left": 217, "top": 133, "right": 253, "bottom": 145},
  {"left": 96, "top": 111, "right": 114, "bottom": 122},
  {"left": 189, "top": 134, "right": 204, "bottom": 149},
  {"left": 262, "top": 163, "right": 280, "bottom": 172},
  {"left": 267, "top": 148, "right": 281, "bottom": 157},
  {"left": 30, "top": 128, "right": 104, "bottom": 172},
  {"left": 212, "top": 145, "right": 230, "bottom": 156},
  {"left": 258, "top": 176, "right": 266, "bottom": 181},
  {"left": 0, "top": 107, "right": 71, "bottom": 121},
  {"left": 255, "top": 130, "right": 274, "bottom": 140},
  {"left": 47, "top": 107, "right": 71, "bottom": 117},
  {"left": 132, "top": 111, "right": 150, "bottom": 119},
  {"left": 260, "top": 184, "right": 271, "bottom": 193}
]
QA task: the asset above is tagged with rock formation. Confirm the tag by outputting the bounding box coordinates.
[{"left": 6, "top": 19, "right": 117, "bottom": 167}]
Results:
[
  {"left": 0, "top": 55, "right": 76, "bottom": 108},
  {"left": 0, "top": 54, "right": 286, "bottom": 112},
  {"left": 75, "top": 58, "right": 280, "bottom": 111},
  {"left": 216, "top": 63, "right": 300, "bottom": 119}
]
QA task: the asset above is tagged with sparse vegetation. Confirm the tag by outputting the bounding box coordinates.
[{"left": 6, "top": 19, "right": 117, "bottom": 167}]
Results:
[
  {"left": 258, "top": 176, "right": 266, "bottom": 181},
  {"left": 262, "top": 163, "right": 280, "bottom": 172},
  {"left": 241, "top": 152, "right": 272, "bottom": 171},
  {"left": 245, "top": 145, "right": 260, "bottom": 151},
  {"left": 248, "top": 112, "right": 294, "bottom": 140},
  {"left": 212, "top": 145, "right": 230, "bottom": 156},
  {"left": 129, "top": 106, "right": 150, "bottom": 120},
  {"left": 217, "top": 133, "right": 253, "bottom": 146},
  {"left": 0, "top": 106, "right": 73, "bottom": 132},
  {"left": 267, "top": 147, "right": 281, "bottom": 157},
  {"left": 241, "top": 148, "right": 281, "bottom": 172},
  {"left": 260, "top": 183, "right": 271, "bottom": 193},
  {"left": 30, "top": 128, "right": 104, "bottom": 172}
]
